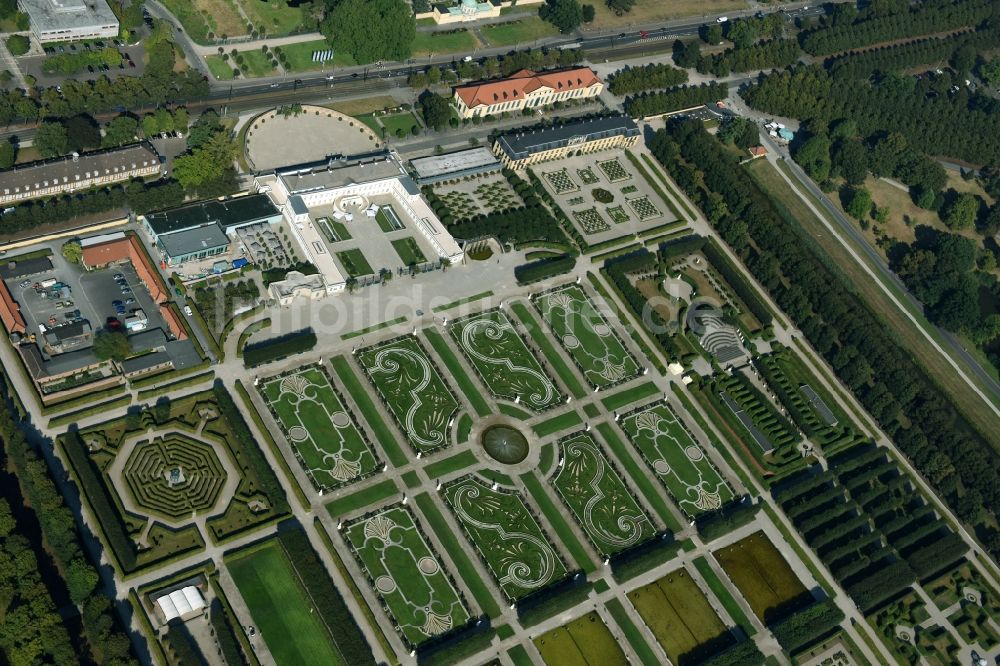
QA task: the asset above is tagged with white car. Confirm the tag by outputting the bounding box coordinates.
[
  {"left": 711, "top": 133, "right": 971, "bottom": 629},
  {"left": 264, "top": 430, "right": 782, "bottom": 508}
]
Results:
[
  {"left": 183, "top": 305, "right": 193, "bottom": 316},
  {"left": 717, "top": 16, "right": 728, "bottom": 23}
]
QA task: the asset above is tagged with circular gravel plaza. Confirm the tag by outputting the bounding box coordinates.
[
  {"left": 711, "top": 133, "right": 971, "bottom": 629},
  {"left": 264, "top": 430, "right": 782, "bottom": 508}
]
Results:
[
  {"left": 481, "top": 423, "right": 530, "bottom": 465},
  {"left": 244, "top": 104, "right": 382, "bottom": 171}
]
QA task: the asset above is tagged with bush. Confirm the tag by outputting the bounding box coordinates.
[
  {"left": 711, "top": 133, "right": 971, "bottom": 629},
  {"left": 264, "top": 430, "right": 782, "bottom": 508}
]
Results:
[
  {"left": 5, "top": 34, "right": 29, "bottom": 56},
  {"left": 592, "top": 187, "right": 613, "bottom": 203}
]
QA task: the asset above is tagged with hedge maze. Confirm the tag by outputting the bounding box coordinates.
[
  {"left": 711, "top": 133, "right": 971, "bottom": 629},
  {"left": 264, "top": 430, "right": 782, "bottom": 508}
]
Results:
[
  {"left": 620, "top": 403, "right": 734, "bottom": 517},
  {"left": 344, "top": 505, "right": 470, "bottom": 648},
  {"left": 357, "top": 336, "right": 459, "bottom": 453},
  {"left": 534, "top": 284, "right": 640, "bottom": 389},
  {"left": 444, "top": 475, "right": 567, "bottom": 601},
  {"left": 451, "top": 309, "right": 562, "bottom": 412},
  {"left": 260, "top": 366, "right": 380, "bottom": 490},
  {"left": 122, "top": 434, "right": 227, "bottom": 521},
  {"left": 551, "top": 432, "right": 655, "bottom": 556}
]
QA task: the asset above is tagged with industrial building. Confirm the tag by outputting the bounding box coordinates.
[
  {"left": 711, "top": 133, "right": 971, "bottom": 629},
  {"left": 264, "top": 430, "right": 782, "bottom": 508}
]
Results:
[
  {"left": 410, "top": 147, "right": 501, "bottom": 185},
  {"left": 18, "top": 0, "right": 119, "bottom": 43},
  {"left": 492, "top": 115, "right": 641, "bottom": 170},
  {"left": 453, "top": 67, "right": 603, "bottom": 119}
]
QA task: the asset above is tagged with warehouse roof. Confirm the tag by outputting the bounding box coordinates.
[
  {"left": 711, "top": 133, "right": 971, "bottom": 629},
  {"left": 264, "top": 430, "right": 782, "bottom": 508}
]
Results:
[
  {"left": 144, "top": 194, "right": 279, "bottom": 236},
  {"left": 157, "top": 223, "right": 230, "bottom": 259}
]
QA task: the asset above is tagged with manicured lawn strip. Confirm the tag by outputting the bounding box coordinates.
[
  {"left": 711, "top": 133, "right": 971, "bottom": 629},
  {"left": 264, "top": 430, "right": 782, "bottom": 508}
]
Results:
[
  {"left": 596, "top": 423, "right": 680, "bottom": 531},
  {"left": 507, "top": 644, "right": 533, "bottom": 666},
  {"left": 280, "top": 39, "right": 357, "bottom": 71},
  {"left": 534, "top": 611, "right": 627, "bottom": 665},
  {"left": 413, "top": 493, "right": 501, "bottom": 618},
  {"left": 481, "top": 16, "right": 558, "bottom": 46},
  {"left": 433, "top": 290, "right": 494, "bottom": 312},
  {"left": 206, "top": 54, "right": 236, "bottom": 80},
  {"left": 497, "top": 624, "right": 515, "bottom": 640},
  {"left": 424, "top": 449, "right": 479, "bottom": 479},
  {"left": 379, "top": 112, "right": 421, "bottom": 136},
  {"left": 692, "top": 556, "right": 756, "bottom": 637},
  {"left": 423, "top": 328, "right": 491, "bottom": 417},
  {"left": 313, "top": 519, "right": 397, "bottom": 665},
  {"left": 532, "top": 409, "right": 583, "bottom": 437},
  {"left": 342, "top": 315, "right": 406, "bottom": 340},
  {"left": 498, "top": 402, "right": 534, "bottom": 419},
  {"left": 457, "top": 413, "right": 473, "bottom": 444},
  {"left": 336, "top": 248, "right": 374, "bottom": 277},
  {"left": 606, "top": 598, "right": 662, "bottom": 666},
  {"left": 331, "top": 356, "right": 408, "bottom": 467},
  {"left": 760, "top": 503, "right": 836, "bottom": 597},
  {"left": 235, "top": 381, "right": 310, "bottom": 511},
  {"left": 512, "top": 301, "right": 587, "bottom": 399},
  {"left": 325, "top": 479, "right": 399, "bottom": 518},
  {"left": 713, "top": 531, "right": 810, "bottom": 624},
  {"left": 390, "top": 237, "right": 427, "bottom": 265},
  {"left": 671, "top": 384, "right": 756, "bottom": 491},
  {"left": 584, "top": 402, "right": 601, "bottom": 418},
  {"left": 227, "top": 541, "right": 346, "bottom": 665},
  {"left": 520, "top": 471, "right": 597, "bottom": 574},
  {"left": 601, "top": 380, "right": 659, "bottom": 412},
  {"left": 411, "top": 28, "right": 478, "bottom": 56},
  {"left": 401, "top": 471, "right": 421, "bottom": 489},
  {"left": 594, "top": 579, "right": 610, "bottom": 594}
]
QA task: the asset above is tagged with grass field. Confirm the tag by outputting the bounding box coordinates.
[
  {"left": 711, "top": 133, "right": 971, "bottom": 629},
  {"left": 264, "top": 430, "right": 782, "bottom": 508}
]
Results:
[
  {"left": 411, "top": 28, "right": 480, "bottom": 57},
  {"left": 357, "top": 336, "right": 459, "bottom": 453},
  {"left": 714, "top": 531, "right": 811, "bottom": 625},
  {"left": 325, "top": 479, "right": 398, "bottom": 518},
  {"left": 534, "top": 284, "right": 641, "bottom": 388},
  {"left": 330, "top": 96, "right": 397, "bottom": 116},
  {"left": 280, "top": 39, "right": 357, "bottom": 71},
  {"left": 511, "top": 301, "right": 587, "bottom": 399},
  {"left": 345, "top": 505, "right": 470, "bottom": 647},
  {"left": 601, "top": 381, "right": 659, "bottom": 412},
  {"left": 227, "top": 541, "right": 345, "bottom": 665},
  {"left": 330, "top": 356, "right": 408, "bottom": 467},
  {"left": 423, "top": 328, "right": 491, "bottom": 417},
  {"left": 260, "top": 366, "right": 378, "bottom": 490},
  {"left": 452, "top": 309, "right": 562, "bottom": 411},
  {"left": 380, "top": 112, "right": 420, "bottom": 137},
  {"left": 444, "top": 475, "right": 566, "bottom": 600},
  {"left": 376, "top": 204, "right": 404, "bottom": 233},
  {"left": 239, "top": 0, "right": 306, "bottom": 36},
  {"left": 606, "top": 598, "right": 661, "bottom": 666},
  {"left": 205, "top": 55, "right": 236, "bottom": 80},
  {"left": 336, "top": 248, "right": 374, "bottom": 277},
  {"left": 585, "top": 0, "right": 747, "bottom": 29},
  {"left": 481, "top": 17, "right": 558, "bottom": 46},
  {"left": 236, "top": 49, "right": 277, "bottom": 77},
  {"left": 391, "top": 237, "right": 427, "bottom": 266},
  {"left": 533, "top": 611, "right": 628, "bottom": 666},
  {"left": 620, "top": 403, "right": 734, "bottom": 517},
  {"left": 551, "top": 432, "right": 655, "bottom": 556},
  {"left": 162, "top": 0, "right": 247, "bottom": 43},
  {"left": 627, "top": 568, "right": 733, "bottom": 665}
]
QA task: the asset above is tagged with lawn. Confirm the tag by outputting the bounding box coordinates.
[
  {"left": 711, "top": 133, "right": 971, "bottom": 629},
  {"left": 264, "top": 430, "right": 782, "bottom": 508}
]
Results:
[
  {"left": 391, "top": 237, "right": 427, "bottom": 266},
  {"left": 444, "top": 475, "right": 567, "bottom": 601},
  {"left": 424, "top": 449, "right": 479, "bottom": 479},
  {"left": 627, "top": 568, "right": 733, "bottom": 665},
  {"left": 280, "top": 39, "right": 357, "bottom": 71},
  {"left": 511, "top": 301, "right": 587, "bottom": 399},
  {"left": 595, "top": 423, "right": 680, "bottom": 531},
  {"left": 451, "top": 309, "right": 562, "bottom": 411},
  {"left": 259, "top": 366, "right": 379, "bottom": 490},
  {"left": 423, "top": 327, "right": 491, "bottom": 417},
  {"left": 520, "top": 470, "right": 597, "bottom": 574},
  {"left": 533, "top": 611, "right": 628, "bottom": 666},
  {"left": 227, "top": 541, "right": 346, "bottom": 665},
  {"left": 375, "top": 204, "right": 405, "bottom": 233},
  {"left": 532, "top": 409, "right": 583, "bottom": 437},
  {"left": 357, "top": 336, "right": 459, "bottom": 454},
  {"left": 585, "top": 0, "right": 748, "bottom": 29},
  {"left": 344, "top": 505, "right": 470, "bottom": 647},
  {"left": 714, "top": 531, "right": 811, "bottom": 625},
  {"left": 319, "top": 217, "right": 352, "bottom": 243},
  {"left": 551, "top": 432, "right": 655, "bottom": 556},
  {"left": 605, "top": 598, "right": 661, "bottom": 666},
  {"left": 335, "top": 248, "right": 374, "bottom": 277},
  {"left": 379, "top": 112, "right": 420, "bottom": 137},
  {"left": 205, "top": 55, "right": 236, "bottom": 80},
  {"left": 330, "top": 356, "right": 408, "bottom": 467},
  {"left": 620, "top": 402, "right": 734, "bottom": 517},
  {"left": 534, "top": 284, "right": 641, "bottom": 389},
  {"left": 601, "top": 380, "right": 659, "bottom": 412},
  {"left": 235, "top": 48, "right": 277, "bottom": 77},
  {"left": 411, "top": 28, "right": 480, "bottom": 57},
  {"left": 481, "top": 17, "right": 558, "bottom": 46},
  {"left": 325, "top": 479, "right": 399, "bottom": 518},
  {"left": 162, "top": 0, "right": 248, "bottom": 43},
  {"left": 330, "top": 96, "right": 397, "bottom": 116},
  {"left": 239, "top": 0, "right": 306, "bottom": 36}
]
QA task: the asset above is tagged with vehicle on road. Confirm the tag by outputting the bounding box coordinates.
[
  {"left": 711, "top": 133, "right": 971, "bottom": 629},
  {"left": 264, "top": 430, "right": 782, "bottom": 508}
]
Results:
[{"left": 717, "top": 16, "right": 728, "bottom": 22}]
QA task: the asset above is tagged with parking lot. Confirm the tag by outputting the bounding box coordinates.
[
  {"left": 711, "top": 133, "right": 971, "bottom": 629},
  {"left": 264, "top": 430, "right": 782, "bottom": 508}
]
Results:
[{"left": 18, "top": 40, "right": 147, "bottom": 90}]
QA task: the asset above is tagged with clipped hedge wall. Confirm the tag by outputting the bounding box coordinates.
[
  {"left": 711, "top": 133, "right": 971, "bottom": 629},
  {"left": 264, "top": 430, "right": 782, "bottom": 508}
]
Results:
[
  {"left": 243, "top": 329, "right": 317, "bottom": 368},
  {"left": 514, "top": 255, "right": 576, "bottom": 285}
]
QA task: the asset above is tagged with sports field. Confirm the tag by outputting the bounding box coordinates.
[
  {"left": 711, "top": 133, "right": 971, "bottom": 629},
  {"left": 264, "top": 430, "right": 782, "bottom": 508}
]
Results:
[
  {"left": 535, "top": 285, "right": 640, "bottom": 388},
  {"left": 621, "top": 403, "right": 734, "bottom": 516},
  {"left": 344, "top": 505, "right": 470, "bottom": 647},
  {"left": 357, "top": 336, "right": 459, "bottom": 453},
  {"left": 627, "top": 568, "right": 733, "bottom": 664},
  {"left": 227, "top": 541, "right": 345, "bottom": 665},
  {"left": 714, "top": 531, "right": 811, "bottom": 624},
  {"left": 451, "top": 309, "right": 561, "bottom": 411},
  {"left": 260, "top": 366, "right": 379, "bottom": 489},
  {"left": 533, "top": 611, "right": 627, "bottom": 666},
  {"left": 444, "top": 475, "right": 566, "bottom": 600},
  {"left": 551, "top": 432, "right": 654, "bottom": 556}
]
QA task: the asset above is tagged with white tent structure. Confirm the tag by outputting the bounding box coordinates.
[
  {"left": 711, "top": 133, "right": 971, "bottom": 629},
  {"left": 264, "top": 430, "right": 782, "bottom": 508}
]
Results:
[{"left": 155, "top": 586, "right": 207, "bottom": 623}]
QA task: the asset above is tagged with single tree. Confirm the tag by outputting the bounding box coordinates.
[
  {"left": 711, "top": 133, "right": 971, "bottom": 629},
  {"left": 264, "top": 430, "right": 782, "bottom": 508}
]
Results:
[
  {"left": 5, "top": 34, "right": 28, "bottom": 56},
  {"left": 539, "top": 0, "right": 584, "bottom": 33},
  {"left": 92, "top": 330, "right": 131, "bottom": 361},
  {"left": 61, "top": 240, "right": 82, "bottom": 264},
  {"left": 846, "top": 187, "right": 873, "bottom": 220},
  {"left": 419, "top": 91, "right": 451, "bottom": 131},
  {"left": 942, "top": 192, "right": 979, "bottom": 230},
  {"left": 34, "top": 121, "right": 68, "bottom": 158}
]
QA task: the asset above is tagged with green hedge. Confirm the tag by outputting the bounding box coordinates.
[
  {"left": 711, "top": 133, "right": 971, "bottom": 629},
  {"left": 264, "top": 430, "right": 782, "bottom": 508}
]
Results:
[
  {"left": 275, "top": 524, "right": 375, "bottom": 665},
  {"left": 772, "top": 598, "right": 845, "bottom": 653},
  {"left": 701, "top": 238, "right": 774, "bottom": 327},
  {"left": 243, "top": 329, "right": 317, "bottom": 368},
  {"left": 210, "top": 598, "right": 250, "bottom": 666},
  {"left": 48, "top": 394, "right": 132, "bottom": 428},
  {"left": 700, "top": 639, "right": 765, "bottom": 666},
  {"left": 514, "top": 255, "right": 576, "bottom": 285}
]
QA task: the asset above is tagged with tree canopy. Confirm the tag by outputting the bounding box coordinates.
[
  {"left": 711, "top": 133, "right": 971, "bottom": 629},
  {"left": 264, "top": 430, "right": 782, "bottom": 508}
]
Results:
[
  {"left": 320, "top": 0, "right": 414, "bottom": 64},
  {"left": 92, "top": 330, "right": 132, "bottom": 361},
  {"left": 539, "top": 0, "right": 586, "bottom": 33},
  {"left": 418, "top": 91, "right": 451, "bottom": 131},
  {"left": 33, "top": 122, "right": 68, "bottom": 158}
]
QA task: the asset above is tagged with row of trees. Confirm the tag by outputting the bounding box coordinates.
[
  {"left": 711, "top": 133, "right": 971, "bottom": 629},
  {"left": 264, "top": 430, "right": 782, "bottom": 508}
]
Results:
[
  {"left": 651, "top": 119, "right": 1000, "bottom": 558},
  {"left": 623, "top": 82, "right": 727, "bottom": 118},
  {"left": 696, "top": 38, "right": 801, "bottom": 77},
  {"left": 607, "top": 63, "right": 688, "bottom": 95},
  {"left": 798, "top": 0, "right": 997, "bottom": 55},
  {"left": 42, "top": 47, "right": 123, "bottom": 75}
]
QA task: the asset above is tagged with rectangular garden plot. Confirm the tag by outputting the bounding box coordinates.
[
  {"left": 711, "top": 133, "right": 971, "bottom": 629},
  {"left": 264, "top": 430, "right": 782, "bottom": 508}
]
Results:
[
  {"left": 626, "top": 196, "right": 661, "bottom": 221},
  {"left": 620, "top": 403, "right": 734, "bottom": 517},
  {"left": 336, "top": 249, "right": 374, "bottom": 277},
  {"left": 544, "top": 168, "right": 580, "bottom": 194},
  {"left": 598, "top": 158, "right": 631, "bottom": 183},
  {"left": 451, "top": 309, "right": 562, "bottom": 412},
  {"left": 533, "top": 611, "right": 628, "bottom": 666},
  {"left": 260, "top": 366, "right": 379, "bottom": 490},
  {"left": 444, "top": 475, "right": 567, "bottom": 601},
  {"left": 376, "top": 204, "right": 405, "bottom": 232},
  {"left": 534, "top": 284, "right": 640, "bottom": 389},
  {"left": 344, "top": 505, "right": 470, "bottom": 648},
  {"left": 391, "top": 237, "right": 427, "bottom": 266},
  {"left": 627, "top": 568, "right": 734, "bottom": 665},
  {"left": 572, "top": 207, "right": 611, "bottom": 234},
  {"left": 714, "top": 531, "right": 812, "bottom": 625},
  {"left": 551, "top": 432, "right": 655, "bottom": 556},
  {"left": 357, "top": 336, "right": 459, "bottom": 454}
]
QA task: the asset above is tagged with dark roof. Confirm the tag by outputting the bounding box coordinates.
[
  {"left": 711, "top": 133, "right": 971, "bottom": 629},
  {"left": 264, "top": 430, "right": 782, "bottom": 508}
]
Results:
[
  {"left": 128, "top": 327, "right": 168, "bottom": 352},
  {"left": 164, "top": 339, "right": 201, "bottom": 370},
  {"left": 0, "top": 144, "right": 159, "bottom": 198},
  {"left": 158, "top": 223, "right": 230, "bottom": 259},
  {"left": 145, "top": 194, "right": 279, "bottom": 236},
  {"left": 121, "top": 350, "right": 171, "bottom": 374},
  {"left": 496, "top": 115, "right": 639, "bottom": 159},
  {"left": 0, "top": 256, "right": 54, "bottom": 280},
  {"left": 45, "top": 319, "right": 92, "bottom": 343},
  {"left": 43, "top": 348, "right": 100, "bottom": 376}
]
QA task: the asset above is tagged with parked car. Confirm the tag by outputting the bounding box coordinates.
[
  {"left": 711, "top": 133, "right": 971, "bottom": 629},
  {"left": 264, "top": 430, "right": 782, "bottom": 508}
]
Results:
[
  {"left": 115, "top": 305, "right": 126, "bottom": 315},
  {"left": 112, "top": 273, "right": 124, "bottom": 280},
  {"left": 87, "top": 65, "right": 95, "bottom": 73},
  {"left": 120, "top": 286, "right": 132, "bottom": 294},
  {"left": 183, "top": 305, "right": 193, "bottom": 316},
  {"left": 124, "top": 298, "right": 136, "bottom": 305}
]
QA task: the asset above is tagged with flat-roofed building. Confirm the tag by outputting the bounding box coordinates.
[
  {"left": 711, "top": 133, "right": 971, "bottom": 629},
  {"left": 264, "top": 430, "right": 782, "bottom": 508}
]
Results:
[
  {"left": 42, "top": 319, "right": 92, "bottom": 354},
  {"left": 19, "top": 0, "right": 119, "bottom": 43},
  {"left": 0, "top": 144, "right": 160, "bottom": 206},
  {"left": 454, "top": 67, "right": 603, "bottom": 119},
  {"left": 493, "top": 114, "right": 640, "bottom": 170},
  {"left": 410, "top": 147, "right": 501, "bottom": 184}
]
